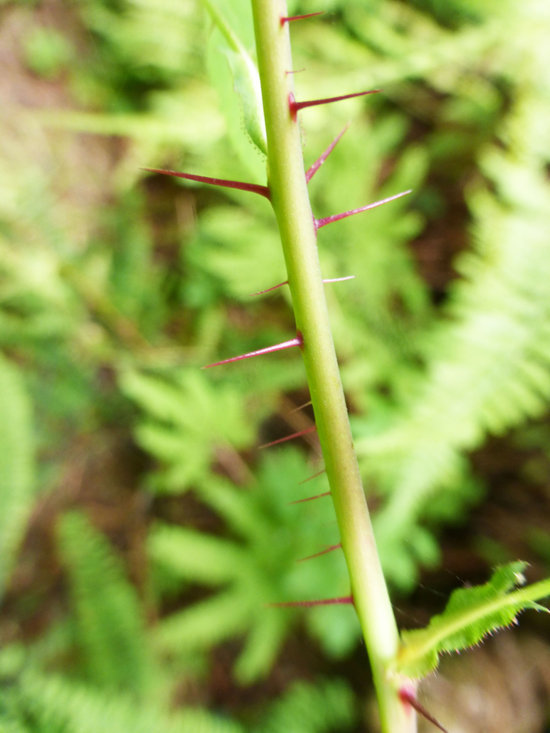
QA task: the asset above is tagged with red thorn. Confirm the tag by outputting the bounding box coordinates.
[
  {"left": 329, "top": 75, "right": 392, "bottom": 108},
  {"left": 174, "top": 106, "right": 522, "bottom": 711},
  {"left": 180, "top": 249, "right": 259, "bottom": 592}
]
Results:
[
  {"left": 268, "top": 595, "right": 353, "bottom": 608},
  {"left": 315, "top": 190, "right": 412, "bottom": 229},
  {"left": 249, "top": 280, "right": 289, "bottom": 296},
  {"left": 298, "top": 544, "right": 341, "bottom": 562},
  {"left": 290, "top": 490, "right": 330, "bottom": 505},
  {"left": 298, "top": 469, "right": 326, "bottom": 484},
  {"left": 249, "top": 275, "right": 354, "bottom": 297},
  {"left": 399, "top": 688, "right": 448, "bottom": 733},
  {"left": 259, "top": 425, "right": 316, "bottom": 449},
  {"left": 142, "top": 168, "right": 270, "bottom": 199},
  {"left": 289, "top": 89, "right": 379, "bottom": 121},
  {"left": 306, "top": 125, "right": 349, "bottom": 182},
  {"left": 202, "top": 336, "right": 302, "bottom": 369},
  {"left": 280, "top": 11, "right": 324, "bottom": 25}
]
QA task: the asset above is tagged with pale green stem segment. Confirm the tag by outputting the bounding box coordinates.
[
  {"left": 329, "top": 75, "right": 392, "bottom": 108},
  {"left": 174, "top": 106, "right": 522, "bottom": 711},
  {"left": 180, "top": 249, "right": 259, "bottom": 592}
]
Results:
[{"left": 250, "top": 2, "right": 416, "bottom": 731}]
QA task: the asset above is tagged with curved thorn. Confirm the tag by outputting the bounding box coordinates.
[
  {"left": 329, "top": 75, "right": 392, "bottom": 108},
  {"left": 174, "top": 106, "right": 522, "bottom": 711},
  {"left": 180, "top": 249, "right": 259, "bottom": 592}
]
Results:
[
  {"left": 268, "top": 595, "right": 353, "bottom": 608},
  {"left": 249, "top": 275, "right": 354, "bottom": 296},
  {"left": 290, "top": 490, "right": 330, "bottom": 505},
  {"left": 298, "top": 544, "right": 342, "bottom": 562},
  {"left": 259, "top": 425, "right": 316, "bottom": 449},
  {"left": 315, "top": 189, "right": 412, "bottom": 229},
  {"left": 281, "top": 11, "right": 324, "bottom": 25},
  {"left": 306, "top": 125, "right": 349, "bottom": 182},
  {"left": 399, "top": 688, "right": 448, "bottom": 733},
  {"left": 289, "top": 89, "right": 379, "bottom": 120},
  {"left": 142, "top": 168, "right": 270, "bottom": 199},
  {"left": 202, "top": 336, "right": 302, "bottom": 369}
]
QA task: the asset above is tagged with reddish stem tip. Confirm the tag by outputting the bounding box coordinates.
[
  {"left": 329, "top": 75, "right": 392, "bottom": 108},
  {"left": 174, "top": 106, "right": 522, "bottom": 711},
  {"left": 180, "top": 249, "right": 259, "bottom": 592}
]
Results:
[{"left": 280, "top": 11, "right": 324, "bottom": 25}]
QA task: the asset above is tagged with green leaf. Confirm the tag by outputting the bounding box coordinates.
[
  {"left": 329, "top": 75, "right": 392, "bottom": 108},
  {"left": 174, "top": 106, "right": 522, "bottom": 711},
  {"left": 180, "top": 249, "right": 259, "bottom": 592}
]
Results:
[
  {"left": 257, "top": 677, "right": 356, "bottom": 733},
  {"left": 0, "top": 646, "right": 243, "bottom": 733},
  {"left": 200, "top": 0, "right": 267, "bottom": 155},
  {"left": 395, "top": 562, "right": 550, "bottom": 678},
  {"left": 57, "top": 511, "right": 155, "bottom": 695},
  {"left": 120, "top": 368, "right": 254, "bottom": 492}
]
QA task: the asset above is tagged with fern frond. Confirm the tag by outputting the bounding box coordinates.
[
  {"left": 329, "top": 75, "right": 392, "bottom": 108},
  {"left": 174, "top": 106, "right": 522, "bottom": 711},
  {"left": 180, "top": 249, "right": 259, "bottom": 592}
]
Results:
[
  {"left": 0, "top": 647, "right": 242, "bottom": 733},
  {"left": 150, "top": 524, "right": 250, "bottom": 585},
  {"left": 357, "top": 142, "right": 550, "bottom": 585},
  {"left": 57, "top": 511, "right": 154, "bottom": 695},
  {"left": 149, "top": 449, "right": 354, "bottom": 682},
  {"left": 120, "top": 368, "right": 254, "bottom": 492},
  {"left": 257, "top": 677, "right": 356, "bottom": 733}
]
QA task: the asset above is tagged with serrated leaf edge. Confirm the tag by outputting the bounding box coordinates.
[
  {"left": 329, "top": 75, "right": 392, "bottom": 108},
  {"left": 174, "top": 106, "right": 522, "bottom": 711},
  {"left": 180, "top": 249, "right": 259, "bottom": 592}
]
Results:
[{"left": 395, "top": 568, "right": 550, "bottom": 678}]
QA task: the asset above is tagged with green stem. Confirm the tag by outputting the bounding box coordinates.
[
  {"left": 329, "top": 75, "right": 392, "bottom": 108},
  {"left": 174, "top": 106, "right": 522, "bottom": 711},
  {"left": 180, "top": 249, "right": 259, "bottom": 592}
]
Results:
[{"left": 251, "top": 2, "right": 415, "bottom": 731}]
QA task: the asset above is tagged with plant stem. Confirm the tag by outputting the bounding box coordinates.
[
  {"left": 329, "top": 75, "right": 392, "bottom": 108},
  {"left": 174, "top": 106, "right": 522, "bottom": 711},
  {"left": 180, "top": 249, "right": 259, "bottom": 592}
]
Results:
[{"left": 251, "top": 2, "right": 415, "bottom": 731}]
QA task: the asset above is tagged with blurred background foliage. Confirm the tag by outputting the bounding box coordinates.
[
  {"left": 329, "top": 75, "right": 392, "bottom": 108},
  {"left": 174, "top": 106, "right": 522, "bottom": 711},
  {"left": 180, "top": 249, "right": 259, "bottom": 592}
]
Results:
[{"left": 1, "top": 0, "right": 550, "bottom": 730}]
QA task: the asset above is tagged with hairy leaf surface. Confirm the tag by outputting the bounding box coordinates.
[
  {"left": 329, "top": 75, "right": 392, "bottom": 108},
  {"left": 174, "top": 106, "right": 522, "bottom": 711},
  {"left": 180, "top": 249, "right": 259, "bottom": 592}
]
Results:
[{"left": 395, "top": 562, "right": 550, "bottom": 678}]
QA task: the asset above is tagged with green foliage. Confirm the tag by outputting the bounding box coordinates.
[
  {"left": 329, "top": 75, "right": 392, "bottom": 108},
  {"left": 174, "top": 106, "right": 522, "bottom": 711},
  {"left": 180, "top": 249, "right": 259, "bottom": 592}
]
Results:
[
  {"left": 2, "top": 0, "right": 550, "bottom": 726},
  {"left": 200, "top": 0, "right": 267, "bottom": 155},
  {"left": 257, "top": 677, "right": 356, "bottom": 733},
  {"left": 0, "top": 645, "right": 241, "bottom": 733},
  {"left": 0, "top": 640, "right": 355, "bottom": 733},
  {"left": 0, "top": 355, "right": 34, "bottom": 598},
  {"left": 150, "top": 448, "right": 358, "bottom": 683},
  {"left": 120, "top": 368, "right": 255, "bottom": 492},
  {"left": 22, "top": 27, "right": 73, "bottom": 79},
  {"left": 57, "top": 511, "right": 154, "bottom": 695},
  {"left": 346, "top": 0, "right": 550, "bottom": 589},
  {"left": 395, "top": 562, "right": 550, "bottom": 678}
]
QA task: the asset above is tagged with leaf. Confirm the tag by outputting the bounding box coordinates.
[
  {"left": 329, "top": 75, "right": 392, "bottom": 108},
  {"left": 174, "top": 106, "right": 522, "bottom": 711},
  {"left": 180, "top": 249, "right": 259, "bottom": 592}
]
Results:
[
  {"left": 120, "top": 368, "right": 254, "bottom": 492},
  {"left": 257, "top": 677, "right": 357, "bottom": 733},
  {"left": 57, "top": 511, "right": 155, "bottom": 695},
  {"left": 395, "top": 562, "right": 550, "bottom": 678},
  {"left": 200, "top": 0, "right": 267, "bottom": 155},
  {"left": 0, "top": 646, "right": 243, "bottom": 733}
]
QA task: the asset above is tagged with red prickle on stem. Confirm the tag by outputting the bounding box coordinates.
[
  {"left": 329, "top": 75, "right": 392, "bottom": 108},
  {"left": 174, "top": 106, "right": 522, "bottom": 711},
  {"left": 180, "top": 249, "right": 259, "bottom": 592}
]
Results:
[
  {"left": 289, "top": 90, "right": 380, "bottom": 121},
  {"left": 315, "top": 190, "right": 412, "bottom": 229},
  {"left": 258, "top": 426, "right": 317, "bottom": 449},
  {"left": 142, "top": 168, "right": 270, "bottom": 199},
  {"left": 202, "top": 334, "right": 303, "bottom": 369},
  {"left": 290, "top": 491, "right": 330, "bottom": 505},
  {"left": 306, "top": 125, "right": 349, "bottom": 182},
  {"left": 280, "top": 11, "right": 324, "bottom": 25},
  {"left": 399, "top": 686, "right": 448, "bottom": 733}
]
